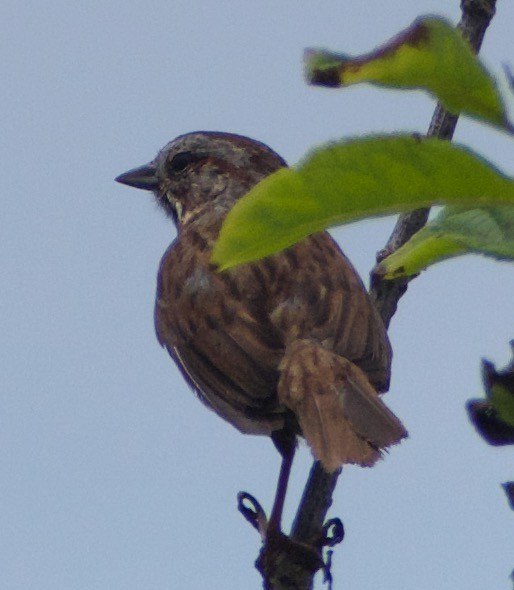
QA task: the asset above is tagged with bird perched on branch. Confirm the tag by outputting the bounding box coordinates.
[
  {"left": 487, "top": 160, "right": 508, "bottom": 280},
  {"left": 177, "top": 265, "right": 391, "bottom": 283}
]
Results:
[{"left": 116, "top": 132, "right": 406, "bottom": 525}]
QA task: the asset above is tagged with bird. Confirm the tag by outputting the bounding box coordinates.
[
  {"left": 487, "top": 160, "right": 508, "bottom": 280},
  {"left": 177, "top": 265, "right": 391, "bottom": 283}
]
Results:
[{"left": 115, "top": 131, "right": 407, "bottom": 527}]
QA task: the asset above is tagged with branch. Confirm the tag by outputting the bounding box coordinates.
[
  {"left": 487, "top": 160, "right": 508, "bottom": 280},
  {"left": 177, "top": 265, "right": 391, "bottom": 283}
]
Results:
[
  {"left": 256, "top": 2, "right": 499, "bottom": 588},
  {"left": 291, "top": 462, "right": 341, "bottom": 545},
  {"left": 370, "top": 0, "right": 497, "bottom": 328}
]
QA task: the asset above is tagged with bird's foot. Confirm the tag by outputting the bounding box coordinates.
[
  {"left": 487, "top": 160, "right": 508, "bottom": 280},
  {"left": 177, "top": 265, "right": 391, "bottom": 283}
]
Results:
[{"left": 237, "top": 491, "right": 344, "bottom": 588}]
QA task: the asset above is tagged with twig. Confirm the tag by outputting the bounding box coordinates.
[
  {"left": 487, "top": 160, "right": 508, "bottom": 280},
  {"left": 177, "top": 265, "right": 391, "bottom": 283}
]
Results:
[
  {"left": 370, "top": 0, "right": 497, "bottom": 327},
  {"left": 291, "top": 463, "right": 341, "bottom": 546},
  {"left": 258, "top": 1, "right": 499, "bottom": 588}
]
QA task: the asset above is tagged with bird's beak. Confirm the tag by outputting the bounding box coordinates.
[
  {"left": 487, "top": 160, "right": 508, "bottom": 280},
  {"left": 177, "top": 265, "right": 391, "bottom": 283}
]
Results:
[{"left": 115, "top": 163, "right": 159, "bottom": 191}]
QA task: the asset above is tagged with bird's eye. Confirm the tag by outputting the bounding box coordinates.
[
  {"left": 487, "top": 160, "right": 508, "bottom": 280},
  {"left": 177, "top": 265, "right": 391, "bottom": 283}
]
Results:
[{"left": 167, "top": 151, "right": 196, "bottom": 173}]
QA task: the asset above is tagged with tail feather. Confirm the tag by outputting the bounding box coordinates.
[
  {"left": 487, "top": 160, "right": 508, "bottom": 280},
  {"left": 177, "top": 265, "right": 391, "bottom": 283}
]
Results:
[{"left": 278, "top": 339, "right": 407, "bottom": 472}]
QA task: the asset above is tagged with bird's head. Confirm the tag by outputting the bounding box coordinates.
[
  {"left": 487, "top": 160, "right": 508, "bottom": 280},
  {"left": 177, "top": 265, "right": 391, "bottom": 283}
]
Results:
[{"left": 115, "top": 131, "right": 286, "bottom": 227}]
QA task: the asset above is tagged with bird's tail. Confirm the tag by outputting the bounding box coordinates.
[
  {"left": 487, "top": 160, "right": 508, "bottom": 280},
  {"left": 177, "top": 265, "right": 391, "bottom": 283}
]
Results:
[{"left": 278, "top": 339, "right": 407, "bottom": 472}]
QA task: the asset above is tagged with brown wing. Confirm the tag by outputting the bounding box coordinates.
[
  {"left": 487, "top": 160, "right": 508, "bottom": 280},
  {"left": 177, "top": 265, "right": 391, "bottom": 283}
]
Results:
[
  {"left": 163, "top": 342, "right": 283, "bottom": 435},
  {"left": 154, "top": 234, "right": 288, "bottom": 435},
  {"left": 266, "top": 233, "right": 391, "bottom": 392}
]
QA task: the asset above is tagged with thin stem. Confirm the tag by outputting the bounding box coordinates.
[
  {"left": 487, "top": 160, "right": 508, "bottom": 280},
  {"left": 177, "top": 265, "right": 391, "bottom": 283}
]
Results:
[
  {"left": 291, "top": 462, "right": 341, "bottom": 546},
  {"left": 370, "top": 0, "right": 497, "bottom": 328},
  {"left": 258, "top": 1, "right": 499, "bottom": 587}
]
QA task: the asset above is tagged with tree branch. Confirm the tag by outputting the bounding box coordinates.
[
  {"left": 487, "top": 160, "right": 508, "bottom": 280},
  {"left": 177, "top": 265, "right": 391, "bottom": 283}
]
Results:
[
  {"left": 291, "top": 462, "right": 341, "bottom": 546},
  {"left": 257, "top": 1, "right": 499, "bottom": 588},
  {"left": 370, "top": 0, "right": 497, "bottom": 328}
]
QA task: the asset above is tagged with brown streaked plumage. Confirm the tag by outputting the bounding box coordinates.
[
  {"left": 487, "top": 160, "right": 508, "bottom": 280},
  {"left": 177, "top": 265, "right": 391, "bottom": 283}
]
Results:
[{"left": 115, "top": 131, "right": 407, "bottom": 476}]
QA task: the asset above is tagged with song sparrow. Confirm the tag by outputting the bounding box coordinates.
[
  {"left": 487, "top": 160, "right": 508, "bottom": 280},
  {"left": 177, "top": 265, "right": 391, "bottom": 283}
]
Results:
[{"left": 116, "top": 132, "right": 406, "bottom": 475}]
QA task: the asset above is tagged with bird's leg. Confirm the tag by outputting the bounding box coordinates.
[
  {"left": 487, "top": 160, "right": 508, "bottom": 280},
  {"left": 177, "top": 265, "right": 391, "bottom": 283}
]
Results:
[
  {"left": 255, "top": 433, "right": 327, "bottom": 586},
  {"left": 268, "top": 430, "right": 296, "bottom": 534}
]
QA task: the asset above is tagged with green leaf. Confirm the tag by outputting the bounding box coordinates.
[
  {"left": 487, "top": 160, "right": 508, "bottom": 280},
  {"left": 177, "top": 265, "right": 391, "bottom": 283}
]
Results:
[
  {"left": 484, "top": 345, "right": 514, "bottom": 428},
  {"left": 467, "top": 346, "right": 514, "bottom": 446},
  {"left": 378, "top": 206, "right": 514, "bottom": 278},
  {"left": 305, "top": 16, "right": 510, "bottom": 131},
  {"left": 212, "top": 135, "right": 514, "bottom": 270},
  {"left": 491, "top": 381, "right": 514, "bottom": 428}
]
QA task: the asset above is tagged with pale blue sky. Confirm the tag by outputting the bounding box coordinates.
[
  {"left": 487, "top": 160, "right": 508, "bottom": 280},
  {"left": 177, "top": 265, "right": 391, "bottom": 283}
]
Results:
[{"left": 2, "top": 1, "right": 513, "bottom": 588}]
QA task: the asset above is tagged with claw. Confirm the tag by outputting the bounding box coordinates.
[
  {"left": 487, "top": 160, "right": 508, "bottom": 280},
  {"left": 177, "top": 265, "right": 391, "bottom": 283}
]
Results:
[
  {"left": 321, "top": 517, "right": 345, "bottom": 547},
  {"left": 237, "top": 491, "right": 268, "bottom": 539},
  {"left": 320, "top": 518, "right": 344, "bottom": 589}
]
